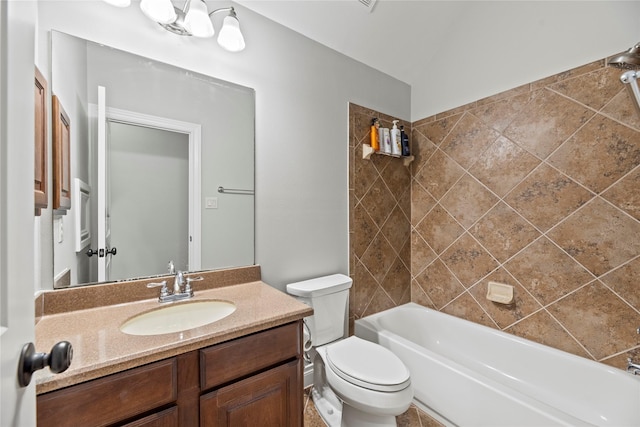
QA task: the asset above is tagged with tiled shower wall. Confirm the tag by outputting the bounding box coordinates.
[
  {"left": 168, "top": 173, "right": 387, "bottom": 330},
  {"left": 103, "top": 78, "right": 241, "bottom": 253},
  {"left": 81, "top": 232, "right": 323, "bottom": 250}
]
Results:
[
  {"left": 349, "top": 56, "right": 640, "bottom": 369},
  {"left": 349, "top": 108, "right": 412, "bottom": 326}
]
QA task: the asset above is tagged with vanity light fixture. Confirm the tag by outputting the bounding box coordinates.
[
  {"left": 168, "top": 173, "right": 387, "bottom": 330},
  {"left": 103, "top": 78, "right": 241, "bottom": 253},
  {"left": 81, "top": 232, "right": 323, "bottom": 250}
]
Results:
[{"left": 102, "top": 0, "right": 246, "bottom": 52}]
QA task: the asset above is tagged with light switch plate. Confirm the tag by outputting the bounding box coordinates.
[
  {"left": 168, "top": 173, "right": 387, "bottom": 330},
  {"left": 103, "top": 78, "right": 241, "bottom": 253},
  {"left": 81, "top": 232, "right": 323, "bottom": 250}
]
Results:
[
  {"left": 58, "top": 220, "right": 64, "bottom": 243},
  {"left": 205, "top": 197, "right": 218, "bottom": 209}
]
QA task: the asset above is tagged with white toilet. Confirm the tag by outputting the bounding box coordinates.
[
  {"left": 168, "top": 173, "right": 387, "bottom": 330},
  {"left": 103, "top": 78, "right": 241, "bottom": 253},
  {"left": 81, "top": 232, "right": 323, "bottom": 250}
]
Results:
[{"left": 287, "top": 274, "right": 413, "bottom": 427}]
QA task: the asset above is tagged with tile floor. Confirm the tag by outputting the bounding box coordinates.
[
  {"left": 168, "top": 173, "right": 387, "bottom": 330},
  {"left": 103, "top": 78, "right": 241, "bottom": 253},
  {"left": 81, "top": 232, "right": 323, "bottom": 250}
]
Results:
[{"left": 303, "top": 387, "right": 445, "bottom": 427}]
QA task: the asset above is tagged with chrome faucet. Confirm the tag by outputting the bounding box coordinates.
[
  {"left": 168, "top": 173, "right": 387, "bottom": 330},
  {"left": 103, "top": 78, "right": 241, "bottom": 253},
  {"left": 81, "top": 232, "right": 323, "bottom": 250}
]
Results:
[
  {"left": 174, "top": 270, "right": 185, "bottom": 294},
  {"left": 627, "top": 358, "right": 640, "bottom": 375},
  {"left": 147, "top": 270, "right": 203, "bottom": 303},
  {"left": 627, "top": 327, "right": 640, "bottom": 374}
]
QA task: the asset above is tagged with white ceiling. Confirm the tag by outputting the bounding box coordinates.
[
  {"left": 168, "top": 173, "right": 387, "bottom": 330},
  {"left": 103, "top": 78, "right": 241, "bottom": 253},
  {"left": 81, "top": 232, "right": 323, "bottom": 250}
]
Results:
[
  {"left": 235, "top": 0, "right": 468, "bottom": 85},
  {"left": 235, "top": 1, "right": 640, "bottom": 120}
]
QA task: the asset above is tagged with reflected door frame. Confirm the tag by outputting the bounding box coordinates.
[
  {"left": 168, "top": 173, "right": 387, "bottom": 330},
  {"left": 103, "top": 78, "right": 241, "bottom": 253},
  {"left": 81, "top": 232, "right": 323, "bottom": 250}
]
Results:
[{"left": 89, "top": 102, "right": 202, "bottom": 274}]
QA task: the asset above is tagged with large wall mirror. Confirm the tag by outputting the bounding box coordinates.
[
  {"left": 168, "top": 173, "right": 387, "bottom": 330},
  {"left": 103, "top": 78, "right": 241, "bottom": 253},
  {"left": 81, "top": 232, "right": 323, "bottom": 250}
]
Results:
[{"left": 51, "top": 31, "right": 255, "bottom": 288}]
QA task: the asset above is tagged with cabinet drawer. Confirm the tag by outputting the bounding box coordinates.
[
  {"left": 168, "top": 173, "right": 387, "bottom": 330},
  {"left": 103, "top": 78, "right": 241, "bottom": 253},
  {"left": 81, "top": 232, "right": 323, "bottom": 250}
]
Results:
[
  {"left": 37, "top": 358, "right": 177, "bottom": 427},
  {"left": 200, "top": 322, "right": 301, "bottom": 390}
]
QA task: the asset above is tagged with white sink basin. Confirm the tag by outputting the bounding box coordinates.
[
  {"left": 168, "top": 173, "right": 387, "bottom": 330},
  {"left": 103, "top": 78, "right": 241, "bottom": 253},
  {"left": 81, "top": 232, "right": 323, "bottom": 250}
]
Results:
[{"left": 120, "top": 300, "right": 236, "bottom": 336}]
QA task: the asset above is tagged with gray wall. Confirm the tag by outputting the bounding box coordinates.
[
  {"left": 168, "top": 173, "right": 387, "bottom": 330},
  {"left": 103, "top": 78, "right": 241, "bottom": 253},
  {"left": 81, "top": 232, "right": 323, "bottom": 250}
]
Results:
[{"left": 50, "top": 31, "right": 90, "bottom": 286}]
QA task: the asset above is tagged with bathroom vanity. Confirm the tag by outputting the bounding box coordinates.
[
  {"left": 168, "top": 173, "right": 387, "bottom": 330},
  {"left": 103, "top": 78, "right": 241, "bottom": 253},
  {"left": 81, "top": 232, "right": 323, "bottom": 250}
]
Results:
[{"left": 34, "top": 266, "right": 312, "bottom": 427}]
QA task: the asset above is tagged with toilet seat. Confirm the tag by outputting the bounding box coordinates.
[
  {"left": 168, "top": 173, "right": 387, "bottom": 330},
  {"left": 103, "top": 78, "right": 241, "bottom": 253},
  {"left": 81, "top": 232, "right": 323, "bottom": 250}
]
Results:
[{"left": 326, "top": 336, "right": 410, "bottom": 392}]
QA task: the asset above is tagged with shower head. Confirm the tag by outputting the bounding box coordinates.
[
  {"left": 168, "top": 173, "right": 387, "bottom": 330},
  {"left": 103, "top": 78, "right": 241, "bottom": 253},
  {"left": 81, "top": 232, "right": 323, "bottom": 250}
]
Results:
[{"left": 608, "top": 42, "right": 640, "bottom": 69}]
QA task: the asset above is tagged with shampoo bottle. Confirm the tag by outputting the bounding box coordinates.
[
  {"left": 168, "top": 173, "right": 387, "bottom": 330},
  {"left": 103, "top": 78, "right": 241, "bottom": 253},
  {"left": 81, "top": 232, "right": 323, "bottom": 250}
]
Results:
[
  {"left": 390, "top": 120, "right": 401, "bottom": 157},
  {"left": 379, "top": 126, "right": 391, "bottom": 154},
  {"left": 400, "top": 125, "right": 410, "bottom": 156},
  {"left": 370, "top": 118, "right": 380, "bottom": 151}
]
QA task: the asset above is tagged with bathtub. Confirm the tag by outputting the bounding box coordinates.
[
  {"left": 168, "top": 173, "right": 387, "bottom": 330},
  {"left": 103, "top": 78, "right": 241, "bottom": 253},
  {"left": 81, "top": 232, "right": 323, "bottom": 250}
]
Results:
[{"left": 354, "top": 303, "right": 640, "bottom": 426}]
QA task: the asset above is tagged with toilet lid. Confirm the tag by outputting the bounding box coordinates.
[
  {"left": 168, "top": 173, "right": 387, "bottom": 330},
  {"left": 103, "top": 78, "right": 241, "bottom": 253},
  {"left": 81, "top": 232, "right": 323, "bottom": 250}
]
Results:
[{"left": 326, "top": 336, "right": 410, "bottom": 392}]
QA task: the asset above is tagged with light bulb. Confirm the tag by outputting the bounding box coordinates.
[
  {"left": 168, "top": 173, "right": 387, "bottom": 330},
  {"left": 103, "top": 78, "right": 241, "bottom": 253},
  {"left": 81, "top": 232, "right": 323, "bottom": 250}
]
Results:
[
  {"left": 217, "top": 15, "right": 245, "bottom": 52},
  {"left": 140, "top": 0, "right": 177, "bottom": 25},
  {"left": 102, "top": 0, "right": 131, "bottom": 7},
  {"left": 184, "top": 0, "right": 214, "bottom": 38}
]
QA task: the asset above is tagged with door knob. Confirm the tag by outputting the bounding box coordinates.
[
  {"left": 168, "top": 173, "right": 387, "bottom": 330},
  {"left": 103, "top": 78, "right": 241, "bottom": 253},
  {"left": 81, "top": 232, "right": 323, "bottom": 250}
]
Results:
[
  {"left": 106, "top": 247, "right": 117, "bottom": 256},
  {"left": 17, "top": 341, "right": 73, "bottom": 387},
  {"left": 86, "top": 248, "right": 99, "bottom": 257}
]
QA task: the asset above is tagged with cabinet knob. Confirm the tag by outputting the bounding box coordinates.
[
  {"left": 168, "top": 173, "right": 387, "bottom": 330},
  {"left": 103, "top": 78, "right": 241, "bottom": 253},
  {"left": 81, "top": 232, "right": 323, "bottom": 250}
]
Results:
[{"left": 17, "top": 341, "right": 73, "bottom": 387}]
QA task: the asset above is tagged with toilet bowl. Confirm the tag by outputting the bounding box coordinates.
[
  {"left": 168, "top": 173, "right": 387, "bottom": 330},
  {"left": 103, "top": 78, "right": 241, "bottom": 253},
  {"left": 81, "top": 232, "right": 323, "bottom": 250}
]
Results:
[
  {"left": 286, "top": 274, "right": 413, "bottom": 427},
  {"left": 314, "top": 336, "right": 413, "bottom": 426}
]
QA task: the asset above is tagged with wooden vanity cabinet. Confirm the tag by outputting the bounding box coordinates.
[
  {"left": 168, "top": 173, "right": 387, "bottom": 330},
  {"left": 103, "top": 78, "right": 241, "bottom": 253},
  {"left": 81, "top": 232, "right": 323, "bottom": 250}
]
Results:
[{"left": 36, "top": 321, "right": 303, "bottom": 427}]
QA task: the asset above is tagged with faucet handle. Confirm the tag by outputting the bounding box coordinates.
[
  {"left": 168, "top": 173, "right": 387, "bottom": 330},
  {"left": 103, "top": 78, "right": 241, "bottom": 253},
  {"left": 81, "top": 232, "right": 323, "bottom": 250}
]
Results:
[
  {"left": 147, "top": 280, "right": 167, "bottom": 288},
  {"left": 184, "top": 276, "right": 203, "bottom": 294},
  {"left": 147, "top": 280, "right": 169, "bottom": 298}
]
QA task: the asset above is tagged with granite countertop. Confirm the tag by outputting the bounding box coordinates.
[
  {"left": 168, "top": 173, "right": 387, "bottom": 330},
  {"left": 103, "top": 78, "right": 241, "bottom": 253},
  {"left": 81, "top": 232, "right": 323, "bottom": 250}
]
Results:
[{"left": 35, "top": 273, "right": 312, "bottom": 394}]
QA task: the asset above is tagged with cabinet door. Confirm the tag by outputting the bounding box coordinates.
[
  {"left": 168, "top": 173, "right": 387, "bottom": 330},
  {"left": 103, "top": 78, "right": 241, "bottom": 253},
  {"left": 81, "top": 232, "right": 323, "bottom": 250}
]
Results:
[
  {"left": 34, "top": 66, "right": 47, "bottom": 214},
  {"left": 51, "top": 94, "right": 71, "bottom": 211},
  {"left": 200, "top": 360, "right": 302, "bottom": 427},
  {"left": 121, "top": 406, "right": 178, "bottom": 427}
]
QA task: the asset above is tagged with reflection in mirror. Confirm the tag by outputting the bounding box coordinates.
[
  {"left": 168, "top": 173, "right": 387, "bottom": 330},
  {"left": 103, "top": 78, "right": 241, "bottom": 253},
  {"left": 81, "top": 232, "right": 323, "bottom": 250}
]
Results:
[{"left": 51, "top": 31, "right": 255, "bottom": 288}]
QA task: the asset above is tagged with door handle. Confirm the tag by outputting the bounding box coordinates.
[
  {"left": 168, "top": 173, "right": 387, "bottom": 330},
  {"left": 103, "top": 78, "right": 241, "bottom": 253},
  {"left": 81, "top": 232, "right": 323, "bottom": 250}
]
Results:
[
  {"left": 18, "top": 341, "right": 73, "bottom": 387},
  {"left": 106, "top": 247, "right": 117, "bottom": 256},
  {"left": 86, "top": 248, "right": 99, "bottom": 257}
]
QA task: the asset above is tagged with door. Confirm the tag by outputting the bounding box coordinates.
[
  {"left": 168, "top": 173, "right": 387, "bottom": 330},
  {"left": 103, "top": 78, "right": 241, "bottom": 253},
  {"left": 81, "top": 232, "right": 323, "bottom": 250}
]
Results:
[
  {"left": 200, "top": 361, "right": 301, "bottom": 427},
  {"left": 1, "top": 0, "right": 38, "bottom": 425},
  {"left": 97, "top": 106, "right": 201, "bottom": 279},
  {"left": 108, "top": 122, "right": 189, "bottom": 279},
  {"left": 97, "top": 86, "right": 113, "bottom": 282}
]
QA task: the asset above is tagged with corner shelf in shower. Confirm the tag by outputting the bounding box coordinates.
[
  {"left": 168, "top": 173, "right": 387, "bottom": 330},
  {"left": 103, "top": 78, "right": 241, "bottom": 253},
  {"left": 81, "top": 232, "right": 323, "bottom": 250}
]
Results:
[{"left": 362, "top": 144, "right": 414, "bottom": 167}]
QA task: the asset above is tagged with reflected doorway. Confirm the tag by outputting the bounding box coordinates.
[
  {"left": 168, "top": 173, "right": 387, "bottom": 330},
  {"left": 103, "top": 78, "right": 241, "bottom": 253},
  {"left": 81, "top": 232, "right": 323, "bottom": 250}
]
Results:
[{"left": 108, "top": 122, "right": 189, "bottom": 280}]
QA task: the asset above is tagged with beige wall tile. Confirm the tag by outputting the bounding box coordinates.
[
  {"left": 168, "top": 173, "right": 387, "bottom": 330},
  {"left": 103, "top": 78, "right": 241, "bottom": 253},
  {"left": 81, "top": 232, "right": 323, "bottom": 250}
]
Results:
[
  {"left": 414, "top": 205, "right": 464, "bottom": 255},
  {"left": 505, "top": 309, "right": 591, "bottom": 358},
  {"left": 470, "top": 202, "right": 540, "bottom": 263},
  {"left": 469, "top": 136, "right": 540, "bottom": 197},
  {"left": 547, "top": 198, "right": 640, "bottom": 276},
  {"left": 440, "top": 173, "right": 499, "bottom": 228},
  {"left": 549, "top": 67, "right": 624, "bottom": 110},
  {"left": 602, "top": 167, "right": 640, "bottom": 221},
  {"left": 503, "top": 89, "right": 594, "bottom": 158},
  {"left": 441, "top": 233, "right": 499, "bottom": 287},
  {"left": 547, "top": 281, "right": 640, "bottom": 360},
  {"left": 504, "top": 237, "right": 594, "bottom": 306},
  {"left": 505, "top": 163, "right": 594, "bottom": 231},
  {"left": 548, "top": 115, "right": 640, "bottom": 193}
]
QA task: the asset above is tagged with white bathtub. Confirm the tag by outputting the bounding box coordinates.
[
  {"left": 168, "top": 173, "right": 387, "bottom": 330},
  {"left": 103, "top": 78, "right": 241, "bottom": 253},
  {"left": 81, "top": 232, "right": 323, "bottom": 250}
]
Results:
[{"left": 354, "top": 303, "right": 640, "bottom": 426}]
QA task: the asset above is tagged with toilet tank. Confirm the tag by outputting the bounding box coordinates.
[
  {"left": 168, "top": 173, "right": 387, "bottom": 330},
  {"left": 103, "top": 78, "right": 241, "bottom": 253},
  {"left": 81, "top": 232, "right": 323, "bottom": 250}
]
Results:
[{"left": 286, "top": 274, "right": 352, "bottom": 347}]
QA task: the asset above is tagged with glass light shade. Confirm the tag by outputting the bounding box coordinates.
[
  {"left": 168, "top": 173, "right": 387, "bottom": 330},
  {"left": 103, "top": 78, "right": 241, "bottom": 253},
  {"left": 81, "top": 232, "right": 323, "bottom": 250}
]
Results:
[
  {"left": 217, "top": 15, "right": 245, "bottom": 52},
  {"left": 102, "top": 0, "right": 131, "bottom": 7},
  {"left": 183, "top": 0, "right": 214, "bottom": 38},
  {"left": 140, "top": 0, "right": 177, "bottom": 25}
]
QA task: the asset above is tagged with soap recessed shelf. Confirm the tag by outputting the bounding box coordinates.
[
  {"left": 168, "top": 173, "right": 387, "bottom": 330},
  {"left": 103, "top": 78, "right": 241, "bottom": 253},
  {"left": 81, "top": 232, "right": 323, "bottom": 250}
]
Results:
[
  {"left": 362, "top": 144, "right": 414, "bottom": 166},
  {"left": 486, "top": 281, "right": 514, "bottom": 305}
]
